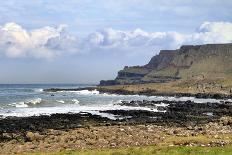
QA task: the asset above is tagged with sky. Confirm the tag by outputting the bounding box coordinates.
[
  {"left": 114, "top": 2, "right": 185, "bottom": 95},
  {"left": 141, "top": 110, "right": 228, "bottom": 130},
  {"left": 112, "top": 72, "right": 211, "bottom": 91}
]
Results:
[{"left": 0, "top": 0, "right": 232, "bottom": 84}]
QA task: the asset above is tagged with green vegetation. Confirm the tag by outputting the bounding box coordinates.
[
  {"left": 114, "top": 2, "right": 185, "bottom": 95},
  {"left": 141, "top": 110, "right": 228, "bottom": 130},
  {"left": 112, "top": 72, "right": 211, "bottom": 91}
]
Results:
[
  {"left": 25, "top": 145, "right": 232, "bottom": 155},
  {"left": 145, "top": 67, "right": 178, "bottom": 78},
  {"left": 121, "top": 66, "right": 150, "bottom": 74}
]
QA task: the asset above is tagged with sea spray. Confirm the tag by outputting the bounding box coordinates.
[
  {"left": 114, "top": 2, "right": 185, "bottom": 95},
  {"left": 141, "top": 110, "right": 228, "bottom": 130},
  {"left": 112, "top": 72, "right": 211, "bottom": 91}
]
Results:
[{"left": 72, "top": 99, "right": 80, "bottom": 104}]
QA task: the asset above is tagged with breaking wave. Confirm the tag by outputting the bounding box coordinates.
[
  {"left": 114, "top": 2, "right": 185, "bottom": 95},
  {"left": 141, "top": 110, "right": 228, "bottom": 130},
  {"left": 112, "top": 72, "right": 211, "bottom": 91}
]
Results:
[
  {"left": 34, "top": 88, "right": 44, "bottom": 92},
  {"left": 57, "top": 100, "right": 65, "bottom": 104},
  {"left": 75, "top": 89, "right": 99, "bottom": 95},
  {"left": 62, "top": 89, "right": 100, "bottom": 95},
  {"left": 1, "top": 102, "right": 163, "bottom": 119},
  {"left": 72, "top": 99, "right": 80, "bottom": 104},
  {"left": 9, "top": 98, "right": 43, "bottom": 108}
]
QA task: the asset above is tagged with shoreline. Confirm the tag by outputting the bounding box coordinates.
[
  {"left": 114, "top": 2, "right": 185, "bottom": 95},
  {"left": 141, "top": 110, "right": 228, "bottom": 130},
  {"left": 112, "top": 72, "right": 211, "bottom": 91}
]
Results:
[
  {"left": 1, "top": 99, "right": 232, "bottom": 132},
  {"left": 1, "top": 99, "right": 232, "bottom": 154},
  {"left": 1, "top": 85, "right": 232, "bottom": 154},
  {"left": 44, "top": 86, "right": 232, "bottom": 99}
]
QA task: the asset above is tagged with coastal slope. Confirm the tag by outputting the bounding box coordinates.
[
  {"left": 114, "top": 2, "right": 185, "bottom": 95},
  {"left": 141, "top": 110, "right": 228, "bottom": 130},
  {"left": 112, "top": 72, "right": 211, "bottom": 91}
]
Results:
[{"left": 99, "top": 43, "right": 232, "bottom": 95}]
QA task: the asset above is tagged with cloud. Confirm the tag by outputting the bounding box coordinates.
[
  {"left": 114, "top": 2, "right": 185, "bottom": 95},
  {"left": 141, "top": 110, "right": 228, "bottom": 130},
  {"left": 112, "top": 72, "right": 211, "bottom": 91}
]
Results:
[
  {"left": 190, "top": 21, "right": 232, "bottom": 44},
  {"left": 84, "top": 28, "right": 184, "bottom": 56},
  {"left": 0, "top": 22, "right": 77, "bottom": 59},
  {"left": 0, "top": 21, "right": 232, "bottom": 59},
  {"left": 84, "top": 21, "right": 232, "bottom": 55}
]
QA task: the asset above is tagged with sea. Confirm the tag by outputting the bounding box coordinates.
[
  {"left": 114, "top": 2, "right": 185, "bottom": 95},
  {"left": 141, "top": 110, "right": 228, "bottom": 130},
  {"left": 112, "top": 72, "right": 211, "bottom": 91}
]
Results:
[{"left": 0, "top": 84, "right": 229, "bottom": 120}]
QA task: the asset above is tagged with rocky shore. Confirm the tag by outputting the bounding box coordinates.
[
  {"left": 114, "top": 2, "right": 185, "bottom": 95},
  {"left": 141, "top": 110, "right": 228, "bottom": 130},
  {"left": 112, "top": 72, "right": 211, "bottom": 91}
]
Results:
[
  {"left": 2, "top": 99, "right": 231, "bottom": 133},
  {"left": 1, "top": 99, "right": 232, "bottom": 154},
  {"left": 1, "top": 119, "right": 232, "bottom": 154},
  {"left": 98, "top": 85, "right": 232, "bottom": 99},
  {"left": 44, "top": 86, "right": 232, "bottom": 99}
]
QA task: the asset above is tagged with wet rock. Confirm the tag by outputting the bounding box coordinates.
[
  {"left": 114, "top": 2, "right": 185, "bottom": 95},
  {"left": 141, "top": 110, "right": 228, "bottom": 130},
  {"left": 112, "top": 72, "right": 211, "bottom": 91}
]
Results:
[{"left": 157, "top": 106, "right": 167, "bottom": 111}]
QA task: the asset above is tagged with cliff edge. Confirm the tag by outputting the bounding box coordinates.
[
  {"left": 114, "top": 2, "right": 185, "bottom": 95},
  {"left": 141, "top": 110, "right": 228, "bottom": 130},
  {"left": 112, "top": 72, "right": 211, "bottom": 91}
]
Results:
[{"left": 100, "top": 43, "right": 232, "bottom": 86}]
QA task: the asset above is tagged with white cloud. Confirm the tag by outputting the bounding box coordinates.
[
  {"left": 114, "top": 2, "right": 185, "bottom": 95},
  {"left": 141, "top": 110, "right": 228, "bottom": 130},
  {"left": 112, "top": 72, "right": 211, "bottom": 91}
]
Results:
[
  {"left": 0, "top": 21, "right": 232, "bottom": 59},
  {"left": 190, "top": 21, "right": 232, "bottom": 44},
  {"left": 84, "top": 28, "right": 186, "bottom": 56},
  {"left": 0, "top": 22, "right": 77, "bottom": 59},
  {"left": 84, "top": 21, "right": 232, "bottom": 55}
]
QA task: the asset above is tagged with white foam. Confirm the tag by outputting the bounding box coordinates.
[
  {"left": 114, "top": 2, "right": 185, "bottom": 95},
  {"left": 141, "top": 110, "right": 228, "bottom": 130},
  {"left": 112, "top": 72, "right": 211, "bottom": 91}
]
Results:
[
  {"left": 62, "top": 89, "right": 100, "bottom": 95},
  {"left": 0, "top": 103, "right": 162, "bottom": 119},
  {"left": 57, "top": 90, "right": 228, "bottom": 103},
  {"left": 9, "top": 98, "right": 42, "bottom": 108},
  {"left": 28, "top": 98, "right": 42, "bottom": 105},
  {"left": 155, "top": 102, "right": 169, "bottom": 107},
  {"left": 12, "top": 102, "right": 28, "bottom": 108},
  {"left": 90, "top": 111, "right": 119, "bottom": 120},
  {"left": 72, "top": 99, "right": 80, "bottom": 104},
  {"left": 146, "top": 95, "right": 228, "bottom": 103},
  {"left": 204, "top": 112, "right": 214, "bottom": 116},
  {"left": 34, "top": 89, "right": 43, "bottom": 92},
  {"left": 57, "top": 100, "right": 65, "bottom": 104}
]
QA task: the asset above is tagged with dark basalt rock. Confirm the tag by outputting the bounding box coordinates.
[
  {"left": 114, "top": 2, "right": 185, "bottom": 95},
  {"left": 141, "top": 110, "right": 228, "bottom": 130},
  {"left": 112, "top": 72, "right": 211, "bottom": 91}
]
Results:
[
  {"left": 1, "top": 99, "right": 232, "bottom": 138},
  {"left": 100, "top": 80, "right": 120, "bottom": 86},
  {"left": 97, "top": 87, "right": 232, "bottom": 99},
  {"left": 43, "top": 86, "right": 232, "bottom": 100},
  {"left": 111, "top": 100, "right": 232, "bottom": 126},
  {"left": 0, "top": 113, "right": 115, "bottom": 133}
]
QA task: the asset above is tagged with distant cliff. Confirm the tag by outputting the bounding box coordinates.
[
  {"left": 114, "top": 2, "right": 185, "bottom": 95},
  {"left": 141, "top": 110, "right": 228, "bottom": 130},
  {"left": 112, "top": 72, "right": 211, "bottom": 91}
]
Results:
[{"left": 100, "top": 43, "right": 232, "bottom": 86}]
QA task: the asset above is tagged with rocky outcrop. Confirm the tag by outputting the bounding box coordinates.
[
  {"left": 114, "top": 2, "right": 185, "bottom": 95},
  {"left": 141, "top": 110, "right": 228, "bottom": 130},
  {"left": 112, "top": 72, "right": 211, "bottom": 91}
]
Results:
[
  {"left": 145, "top": 50, "right": 178, "bottom": 69},
  {"left": 100, "top": 43, "right": 232, "bottom": 85}
]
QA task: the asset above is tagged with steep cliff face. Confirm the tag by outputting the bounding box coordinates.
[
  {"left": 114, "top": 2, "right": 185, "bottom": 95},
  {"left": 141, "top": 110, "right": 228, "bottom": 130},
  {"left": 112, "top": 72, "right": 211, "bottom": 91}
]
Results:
[
  {"left": 100, "top": 43, "right": 232, "bottom": 86},
  {"left": 145, "top": 50, "right": 178, "bottom": 69}
]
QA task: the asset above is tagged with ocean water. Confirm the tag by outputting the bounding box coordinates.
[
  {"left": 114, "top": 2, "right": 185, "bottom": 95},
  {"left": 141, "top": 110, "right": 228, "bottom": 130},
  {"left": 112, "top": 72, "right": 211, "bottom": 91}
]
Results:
[{"left": 0, "top": 84, "right": 229, "bottom": 119}]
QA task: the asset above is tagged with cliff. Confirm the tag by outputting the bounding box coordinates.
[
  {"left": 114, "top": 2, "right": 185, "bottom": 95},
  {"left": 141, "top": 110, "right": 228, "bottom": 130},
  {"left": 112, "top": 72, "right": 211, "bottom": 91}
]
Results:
[{"left": 100, "top": 43, "right": 232, "bottom": 86}]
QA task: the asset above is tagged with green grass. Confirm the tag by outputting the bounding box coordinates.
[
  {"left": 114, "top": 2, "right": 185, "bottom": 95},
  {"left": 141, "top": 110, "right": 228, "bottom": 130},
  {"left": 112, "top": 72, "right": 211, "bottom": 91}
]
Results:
[
  {"left": 146, "top": 67, "right": 178, "bottom": 77},
  {"left": 23, "top": 145, "right": 232, "bottom": 155}
]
